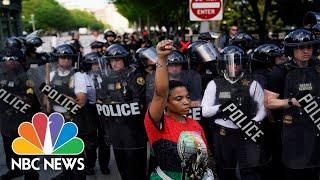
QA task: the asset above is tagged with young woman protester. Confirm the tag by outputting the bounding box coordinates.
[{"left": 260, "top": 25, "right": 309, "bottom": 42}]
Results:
[{"left": 144, "top": 40, "right": 214, "bottom": 180}]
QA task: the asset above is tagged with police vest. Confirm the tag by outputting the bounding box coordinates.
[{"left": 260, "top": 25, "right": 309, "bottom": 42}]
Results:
[
  {"left": 283, "top": 66, "right": 320, "bottom": 124},
  {"left": 103, "top": 70, "right": 131, "bottom": 103},
  {"left": 0, "top": 73, "right": 27, "bottom": 98},
  {"left": 51, "top": 70, "right": 75, "bottom": 98},
  {"left": 0, "top": 70, "right": 33, "bottom": 136},
  {"left": 215, "top": 75, "right": 255, "bottom": 119}
]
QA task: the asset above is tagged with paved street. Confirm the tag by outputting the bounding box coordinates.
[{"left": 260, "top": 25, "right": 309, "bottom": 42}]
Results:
[{"left": 0, "top": 135, "right": 122, "bottom": 180}]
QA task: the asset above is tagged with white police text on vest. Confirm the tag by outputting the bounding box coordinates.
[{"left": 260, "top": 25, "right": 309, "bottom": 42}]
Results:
[
  {"left": 96, "top": 102, "right": 141, "bottom": 117},
  {"left": 222, "top": 103, "right": 264, "bottom": 143},
  {"left": 0, "top": 88, "right": 31, "bottom": 114},
  {"left": 298, "top": 93, "right": 320, "bottom": 131},
  {"left": 39, "top": 83, "right": 81, "bottom": 115}
]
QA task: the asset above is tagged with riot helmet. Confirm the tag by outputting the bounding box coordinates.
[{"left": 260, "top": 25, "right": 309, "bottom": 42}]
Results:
[
  {"left": 167, "top": 50, "right": 187, "bottom": 65},
  {"left": 251, "top": 44, "right": 284, "bottom": 65},
  {"left": 312, "top": 23, "right": 320, "bottom": 39},
  {"left": 26, "top": 36, "right": 43, "bottom": 48},
  {"left": 104, "top": 30, "right": 116, "bottom": 43},
  {"left": 219, "top": 45, "right": 246, "bottom": 78},
  {"left": 230, "top": 32, "right": 253, "bottom": 51},
  {"left": 104, "top": 44, "right": 129, "bottom": 70},
  {"left": 52, "top": 43, "right": 78, "bottom": 63},
  {"left": 82, "top": 52, "right": 102, "bottom": 72},
  {"left": 303, "top": 11, "right": 320, "bottom": 28},
  {"left": 5, "top": 37, "right": 22, "bottom": 49},
  {"left": 90, "top": 41, "right": 104, "bottom": 49},
  {"left": 167, "top": 50, "right": 187, "bottom": 79},
  {"left": 198, "top": 31, "right": 219, "bottom": 41},
  {"left": 283, "top": 28, "right": 318, "bottom": 58},
  {"left": 136, "top": 46, "right": 157, "bottom": 67},
  {"left": 16, "top": 37, "right": 27, "bottom": 47},
  {"left": 188, "top": 40, "right": 219, "bottom": 63},
  {"left": 1, "top": 47, "right": 25, "bottom": 70}
]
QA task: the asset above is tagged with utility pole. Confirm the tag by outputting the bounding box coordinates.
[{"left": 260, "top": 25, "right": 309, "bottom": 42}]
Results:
[{"left": 30, "top": 14, "right": 35, "bottom": 31}]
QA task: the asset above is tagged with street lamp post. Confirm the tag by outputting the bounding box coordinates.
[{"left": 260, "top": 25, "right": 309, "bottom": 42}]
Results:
[{"left": 30, "top": 14, "right": 35, "bottom": 31}]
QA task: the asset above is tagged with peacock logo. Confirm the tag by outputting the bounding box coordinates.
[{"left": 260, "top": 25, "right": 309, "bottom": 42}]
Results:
[{"left": 12, "top": 112, "right": 84, "bottom": 155}]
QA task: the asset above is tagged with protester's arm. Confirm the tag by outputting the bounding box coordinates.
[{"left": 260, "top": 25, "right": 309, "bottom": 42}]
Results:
[{"left": 148, "top": 40, "right": 174, "bottom": 127}]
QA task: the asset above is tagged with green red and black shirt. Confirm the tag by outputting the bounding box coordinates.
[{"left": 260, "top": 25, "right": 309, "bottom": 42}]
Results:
[{"left": 144, "top": 111, "right": 207, "bottom": 172}]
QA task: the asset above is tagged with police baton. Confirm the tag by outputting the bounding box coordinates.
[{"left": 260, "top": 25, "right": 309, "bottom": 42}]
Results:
[{"left": 45, "top": 63, "right": 51, "bottom": 113}]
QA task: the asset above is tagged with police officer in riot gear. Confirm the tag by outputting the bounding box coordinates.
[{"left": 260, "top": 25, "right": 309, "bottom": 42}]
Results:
[
  {"left": 251, "top": 43, "right": 285, "bottom": 88},
  {"left": 0, "top": 47, "right": 39, "bottom": 179},
  {"left": 167, "top": 50, "right": 202, "bottom": 107},
  {"left": 25, "top": 36, "right": 49, "bottom": 70},
  {"left": 202, "top": 45, "right": 267, "bottom": 180},
  {"left": 90, "top": 41, "right": 105, "bottom": 56},
  {"left": 135, "top": 47, "right": 157, "bottom": 105},
  {"left": 188, "top": 40, "right": 220, "bottom": 93},
  {"left": 99, "top": 44, "right": 147, "bottom": 180},
  {"left": 48, "top": 44, "right": 94, "bottom": 179},
  {"left": 265, "top": 28, "right": 320, "bottom": 180},
  {"left": 104, "top": 30, "right": 117, "bottom": 48},
  {"left": 251, "top": 44, "right": 285, "bottom": 180},
  {"left": 69, "top": 32, "right": 83, "bottom": 57},
  {"left": 5, "top": 37, "right": 22, "bottom": 49},
  {"left": 230, "top": 32, "right": 254, "bottom": 54},
  {"left": 81, "top": 52, "right": 111, "bottom": 175}
]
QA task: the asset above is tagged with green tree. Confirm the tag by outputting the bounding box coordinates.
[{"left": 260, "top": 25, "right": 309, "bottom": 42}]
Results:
[
  {"left": 22, "top": 0, "right": 74, "bottom": 32},
  {"left": 69, "top": 10, "right": 105, "bottom": 30},
  {"left": 22, "top": 0, "right": 107, "bottom": 32}
]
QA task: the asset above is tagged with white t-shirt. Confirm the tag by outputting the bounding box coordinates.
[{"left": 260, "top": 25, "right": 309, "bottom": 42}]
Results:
[
  {"left": 50, "top": 69, "right": 88, "bottom": 112},
  {"left": 84, "top": 73, "right": 97, "bottom": 104}
]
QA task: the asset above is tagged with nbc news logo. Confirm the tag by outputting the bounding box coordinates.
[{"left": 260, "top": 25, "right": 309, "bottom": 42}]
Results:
[{"left": 11, "top": 112, "right": 85, "bottom": 171}]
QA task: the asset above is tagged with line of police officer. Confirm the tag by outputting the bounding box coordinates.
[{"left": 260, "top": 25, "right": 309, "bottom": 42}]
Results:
[{"left": 1, "top": 25, "right": 320, "bottom": 180}]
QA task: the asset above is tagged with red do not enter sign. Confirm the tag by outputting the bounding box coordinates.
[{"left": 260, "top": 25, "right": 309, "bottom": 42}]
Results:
[{"left": 190, "top": 0, "right": 222, "bottom": 20}]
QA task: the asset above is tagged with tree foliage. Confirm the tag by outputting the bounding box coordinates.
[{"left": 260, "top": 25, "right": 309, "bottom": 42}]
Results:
[
  {"left": 115, "top": 0, "right": 189, "bottom": 30},
  {"left": 69, "top": 10, "right": 105, "bottom": 30},
  {"left": 114, "top": 0, "right": 320, "bottom": 40},
  {"left": 22, "top": 0, "right": 106, "bottom": 32}
]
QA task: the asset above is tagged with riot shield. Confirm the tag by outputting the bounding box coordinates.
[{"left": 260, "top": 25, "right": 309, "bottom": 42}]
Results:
[
  {"left": 209, "top": 75, "right": 271, "bottom": 171},
  {"left": 0, "top": 61, "right": 35, "bottom": 136},
  {"left": 26, "top": 62, "right": 47, "bottom": 112},
  {"left": 96, "top": 68, "right": 147, "bottom": 150},
  {"left": 282, "top": 67, "right": 320, "bottom": 169},
  {"left": 27, "top": 61, "right": 96, "bottom": 136}
]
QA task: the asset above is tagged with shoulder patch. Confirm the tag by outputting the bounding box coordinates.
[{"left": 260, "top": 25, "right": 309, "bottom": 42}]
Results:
[
  {"left": 241, "top": 79, "right": 250, "bottom": 86},
  {"left": 136, "top": 77, "right": 145, "bottom": 85}
]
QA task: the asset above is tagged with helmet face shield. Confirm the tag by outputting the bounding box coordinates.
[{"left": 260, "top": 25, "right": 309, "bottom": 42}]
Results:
[
  {"left": 194, "top": 42, "right": 219, "bottom": 62},
  {"left": 221, "top": 53, "right": 243, "bottom": 78},
  {"left": 140, "top": 47, "right": 157, "bottom": 65}
]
